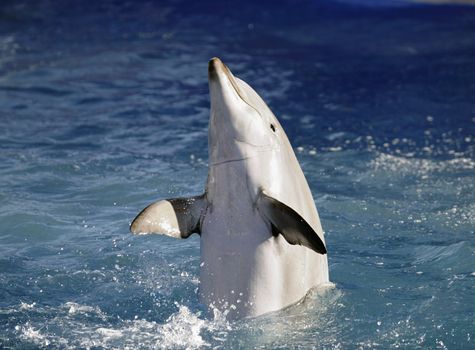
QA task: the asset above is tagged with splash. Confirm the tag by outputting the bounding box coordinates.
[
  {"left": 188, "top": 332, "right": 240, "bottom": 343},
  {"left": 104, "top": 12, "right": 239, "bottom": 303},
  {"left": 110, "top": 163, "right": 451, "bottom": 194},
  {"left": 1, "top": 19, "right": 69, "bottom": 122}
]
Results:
[{"left": 14, "top": 301, "right": 230, "bottom": 349}]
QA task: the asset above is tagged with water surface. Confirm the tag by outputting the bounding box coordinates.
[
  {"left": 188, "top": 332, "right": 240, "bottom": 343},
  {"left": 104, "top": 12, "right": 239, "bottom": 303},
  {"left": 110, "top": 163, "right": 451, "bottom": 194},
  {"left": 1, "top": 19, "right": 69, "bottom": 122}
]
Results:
[{"left": 0, "top": 0, "right": 474, "bottom": 348}]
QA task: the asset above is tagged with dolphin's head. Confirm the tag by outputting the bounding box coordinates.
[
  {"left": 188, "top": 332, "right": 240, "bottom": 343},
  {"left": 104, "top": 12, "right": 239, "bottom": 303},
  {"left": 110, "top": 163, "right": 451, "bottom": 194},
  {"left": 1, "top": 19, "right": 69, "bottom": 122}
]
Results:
[{"left": 208, "top": 57, "right": 284, "bottom": 165}]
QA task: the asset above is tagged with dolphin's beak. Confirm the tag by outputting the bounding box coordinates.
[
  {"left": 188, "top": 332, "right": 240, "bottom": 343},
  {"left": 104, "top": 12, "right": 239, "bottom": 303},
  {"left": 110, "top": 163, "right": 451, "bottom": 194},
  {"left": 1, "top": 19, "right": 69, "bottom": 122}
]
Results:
[
  {"left": 208, "top": 57, "right": 228, "bottom": 81},
  {"left": 208, "top": 57, "right": 244, "bottom": 99},
  {"left": 208, "top": 57, "right": 224, "bottom": 79}
]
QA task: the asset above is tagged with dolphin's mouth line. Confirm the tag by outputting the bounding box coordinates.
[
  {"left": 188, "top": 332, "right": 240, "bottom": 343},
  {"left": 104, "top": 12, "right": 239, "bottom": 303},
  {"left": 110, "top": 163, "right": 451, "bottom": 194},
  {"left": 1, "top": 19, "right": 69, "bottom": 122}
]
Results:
[
  {"left": 209, "top": 138, "right": 276, "bottom": 166},
  {"left": 210, "top": 156, "right": 254, "bottom": 167},
  {"left": 210, "top": 145, "right": 277, "bottom": 167}
]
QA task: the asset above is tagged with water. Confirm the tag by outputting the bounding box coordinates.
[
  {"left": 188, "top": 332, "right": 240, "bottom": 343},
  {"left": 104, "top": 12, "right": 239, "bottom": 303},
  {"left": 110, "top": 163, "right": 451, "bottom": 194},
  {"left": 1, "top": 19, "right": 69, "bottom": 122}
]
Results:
[{"left": 1, "top": 0, "right": 474, "bottom": 348}]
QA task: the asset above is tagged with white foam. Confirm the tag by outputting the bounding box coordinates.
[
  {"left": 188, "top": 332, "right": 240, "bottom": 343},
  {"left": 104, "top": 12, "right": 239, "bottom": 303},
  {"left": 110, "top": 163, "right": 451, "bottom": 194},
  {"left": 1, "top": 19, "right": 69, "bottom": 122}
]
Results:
[
  {"left": 66, "top": 302, "right": 97, "bottom": 314},
  {"left": 19, "top": 301, "right": 36, "bottom": 310},
  {"left": 15, "top": 301, "right": 230, "bottom": 349},
  {"left": 18, "top": 323, "right": 52, "bottom": 347},
  {"left": 64, "top": 302, "right": 107, "bottom": 321},
  {"left": 159, "top": 304, "right": 210, "bottom": 348},
  {"left": 96, "top": 327, "right": 123, "bottom": 339}
]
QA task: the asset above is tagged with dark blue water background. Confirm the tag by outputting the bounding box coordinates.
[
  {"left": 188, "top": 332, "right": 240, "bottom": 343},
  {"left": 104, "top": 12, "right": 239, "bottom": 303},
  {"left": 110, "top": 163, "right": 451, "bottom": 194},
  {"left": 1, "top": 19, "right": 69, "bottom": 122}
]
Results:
[{"left": 0, "top": 0, "right": 474, "bottom": 348}]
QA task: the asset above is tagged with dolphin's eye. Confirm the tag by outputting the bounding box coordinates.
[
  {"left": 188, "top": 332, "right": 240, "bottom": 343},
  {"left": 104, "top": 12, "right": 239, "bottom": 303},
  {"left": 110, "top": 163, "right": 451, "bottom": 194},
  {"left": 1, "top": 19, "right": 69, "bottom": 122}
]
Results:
[{"left": 270, "top": 124, "right": 276, "bottom": 132}]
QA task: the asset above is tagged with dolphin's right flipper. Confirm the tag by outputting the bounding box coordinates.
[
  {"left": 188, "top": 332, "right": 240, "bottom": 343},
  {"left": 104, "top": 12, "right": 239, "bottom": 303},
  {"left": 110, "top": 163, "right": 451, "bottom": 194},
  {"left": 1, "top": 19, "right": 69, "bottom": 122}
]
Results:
[
  {"left": 130, "top": 195, "right": 206, "bottom": 238},
  {"left": 257, "top": 191, "right": 327, "bottom": 255}
]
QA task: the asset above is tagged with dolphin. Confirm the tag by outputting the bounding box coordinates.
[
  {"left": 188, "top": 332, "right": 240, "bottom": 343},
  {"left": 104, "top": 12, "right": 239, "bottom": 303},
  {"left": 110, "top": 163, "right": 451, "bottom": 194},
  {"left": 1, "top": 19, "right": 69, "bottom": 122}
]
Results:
[{"left": 131, "top": 57, "right": 329, "bottom": 319}]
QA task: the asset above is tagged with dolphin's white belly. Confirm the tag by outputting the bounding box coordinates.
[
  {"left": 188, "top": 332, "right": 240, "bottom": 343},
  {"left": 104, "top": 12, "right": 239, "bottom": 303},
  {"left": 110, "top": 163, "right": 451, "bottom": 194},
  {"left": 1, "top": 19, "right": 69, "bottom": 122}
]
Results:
[
  {"left": 199, "top": 204, "right": 269, "bottom": 318},
  {"left": 200, "top": 160, "right": 329, "bottom": 318},
  {"left": 200, "top": 212, "right": 326, "bottom": 318}
]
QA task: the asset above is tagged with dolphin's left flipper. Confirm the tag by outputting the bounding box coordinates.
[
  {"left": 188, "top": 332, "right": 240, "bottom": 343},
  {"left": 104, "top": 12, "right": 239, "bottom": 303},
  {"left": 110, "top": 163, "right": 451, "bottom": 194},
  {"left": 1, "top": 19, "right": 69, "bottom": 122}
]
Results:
[
  {"left": 130, "top": 195, "right": 206, "bottom": 238},
  {"left": 257, "top": 191, "right": 327, "bottom": 255}
]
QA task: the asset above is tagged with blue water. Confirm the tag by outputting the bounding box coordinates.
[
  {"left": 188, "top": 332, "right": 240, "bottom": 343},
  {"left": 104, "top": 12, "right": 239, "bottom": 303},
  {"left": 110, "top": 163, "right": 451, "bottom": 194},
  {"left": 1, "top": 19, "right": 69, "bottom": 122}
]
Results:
[{"left": 1, "top": 0, "right": 474, "bottom": 348}]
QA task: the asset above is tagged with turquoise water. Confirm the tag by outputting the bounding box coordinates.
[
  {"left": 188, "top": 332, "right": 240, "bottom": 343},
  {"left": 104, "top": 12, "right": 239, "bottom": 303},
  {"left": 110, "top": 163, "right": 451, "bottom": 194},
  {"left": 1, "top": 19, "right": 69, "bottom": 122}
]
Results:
[{"left": 1, "top": 0, "right": 474, "bottom": 348}]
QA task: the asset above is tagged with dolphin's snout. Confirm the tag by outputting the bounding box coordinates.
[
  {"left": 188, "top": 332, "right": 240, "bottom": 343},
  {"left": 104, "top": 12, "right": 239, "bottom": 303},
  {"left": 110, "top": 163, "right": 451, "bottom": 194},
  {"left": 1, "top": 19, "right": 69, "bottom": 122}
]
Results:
[
  {"left": 208, "top": 57, "right": 246, "bottom": 101},
  {"left": 208, "top": 57, "right": 223, "bottom": 79}
]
